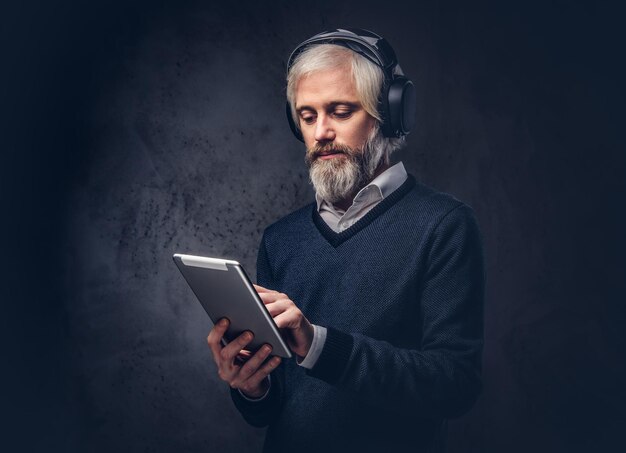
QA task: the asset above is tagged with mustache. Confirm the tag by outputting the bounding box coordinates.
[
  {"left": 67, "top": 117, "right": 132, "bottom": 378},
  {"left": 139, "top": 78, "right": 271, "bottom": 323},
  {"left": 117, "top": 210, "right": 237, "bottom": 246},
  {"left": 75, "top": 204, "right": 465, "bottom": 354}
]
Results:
[{"left": 306, "top": 143, "right": 356, "bottom": 162}]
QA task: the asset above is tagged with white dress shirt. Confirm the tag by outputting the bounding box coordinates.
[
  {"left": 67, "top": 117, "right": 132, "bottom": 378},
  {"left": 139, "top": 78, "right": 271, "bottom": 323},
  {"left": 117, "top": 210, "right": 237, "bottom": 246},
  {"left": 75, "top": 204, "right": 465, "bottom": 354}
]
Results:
[{"left": 316, "top": 161, "right": 409, "bottom": 233}]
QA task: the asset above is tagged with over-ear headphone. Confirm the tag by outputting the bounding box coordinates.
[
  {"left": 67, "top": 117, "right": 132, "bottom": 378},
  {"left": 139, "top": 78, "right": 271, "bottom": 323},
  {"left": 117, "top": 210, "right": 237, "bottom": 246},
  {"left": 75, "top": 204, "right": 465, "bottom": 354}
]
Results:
[{"left": 286, "top": 28, "right": 416, "bottom": 142}]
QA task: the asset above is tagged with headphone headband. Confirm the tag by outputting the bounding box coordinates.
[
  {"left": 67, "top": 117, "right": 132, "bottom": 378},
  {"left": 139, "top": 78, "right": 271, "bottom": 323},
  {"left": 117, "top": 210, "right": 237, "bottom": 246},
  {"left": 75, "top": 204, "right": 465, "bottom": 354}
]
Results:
[{"left": 287, "top": 29, "right": 399, "bottom": 78}]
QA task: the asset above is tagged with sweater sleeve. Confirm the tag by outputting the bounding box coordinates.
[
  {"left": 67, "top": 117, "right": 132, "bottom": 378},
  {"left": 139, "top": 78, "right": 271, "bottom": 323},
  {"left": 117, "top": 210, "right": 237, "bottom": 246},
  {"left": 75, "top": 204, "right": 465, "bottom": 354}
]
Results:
[
  {"left": 230, "top": 233, "right": 285, "bottom": 427},
  {"left": 307, "top": 203, "right": 485, "bottom": 419}
]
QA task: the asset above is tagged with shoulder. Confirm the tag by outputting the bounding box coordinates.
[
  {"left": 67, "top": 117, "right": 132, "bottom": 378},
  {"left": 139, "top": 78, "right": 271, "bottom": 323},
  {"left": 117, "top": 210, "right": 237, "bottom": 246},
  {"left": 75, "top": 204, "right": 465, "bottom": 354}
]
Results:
[
  {"left": 399, "top": 178, "right": 483, "bottom": 272},
  {"left": 401, "top": 175, "right": 477, "bottom": 229},
  {"left": 261, "top": 202, "right": 316, "bottom": 243}
]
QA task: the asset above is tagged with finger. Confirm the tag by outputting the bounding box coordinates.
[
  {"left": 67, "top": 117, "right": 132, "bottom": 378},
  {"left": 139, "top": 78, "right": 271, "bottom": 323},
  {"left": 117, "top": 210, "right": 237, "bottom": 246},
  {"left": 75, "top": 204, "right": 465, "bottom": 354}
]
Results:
[
  {"left": 273, "top": 309, "right": 301, "bottom": 329},
  {"left": 265, "top": 299, "right": 292, "bottom": 317},
  {"left": 220, "top": 330, "right": 254, "bottom": 362},
  {"left": 207, "top": 318, "right": 229, "bottom": 362},
  {"left": 257, "top": 291, "right": 286, "bottom": 305},
  {"left": 236, "top": 350, "right": 253, "bottom": 362},
  {"left": 208, "top": 318, "right": 229, "bottom": 344},
  {"left": 237, "top": 344, "right": 273, "bottom": 381},
  {"left": 244, "top": 356, "right": 282, "bottom": 389},
  {"left": 254, "top": 284, "right": 282, "bottom": 295}
]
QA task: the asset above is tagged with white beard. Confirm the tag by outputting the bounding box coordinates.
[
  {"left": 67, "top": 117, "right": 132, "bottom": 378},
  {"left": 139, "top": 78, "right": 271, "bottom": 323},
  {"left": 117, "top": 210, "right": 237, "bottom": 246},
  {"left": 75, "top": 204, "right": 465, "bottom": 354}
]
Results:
[{"left": 306, "top": 126, "right": 387, "bottom": 204}]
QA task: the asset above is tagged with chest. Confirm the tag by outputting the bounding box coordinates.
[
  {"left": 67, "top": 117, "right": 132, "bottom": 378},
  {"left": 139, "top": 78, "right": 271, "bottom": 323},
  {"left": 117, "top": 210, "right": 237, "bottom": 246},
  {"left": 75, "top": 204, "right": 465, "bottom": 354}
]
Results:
[{"left": 272, "top": 232, "right": 428, "bottom": 345}]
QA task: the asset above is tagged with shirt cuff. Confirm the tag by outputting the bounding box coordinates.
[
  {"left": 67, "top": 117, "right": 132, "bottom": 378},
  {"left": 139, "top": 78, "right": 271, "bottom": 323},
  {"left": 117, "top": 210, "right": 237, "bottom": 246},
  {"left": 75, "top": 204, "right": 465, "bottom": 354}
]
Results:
[
  {"left": 296, "top": 324, "right": 327, "bottom": 369},
  {"left": 237, "top": 375, "right": 271, "bottom": 402}
]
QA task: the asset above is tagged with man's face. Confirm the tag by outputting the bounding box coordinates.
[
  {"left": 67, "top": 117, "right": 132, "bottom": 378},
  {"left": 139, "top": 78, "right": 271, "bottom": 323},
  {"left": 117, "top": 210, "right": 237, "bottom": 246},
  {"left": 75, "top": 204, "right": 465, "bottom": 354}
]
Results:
[
  {"left": 294, "top": 65, "right": 385, "bottom": 203},
  {"left": 294, "top": 65, "right": 377, "bottom": 153}
]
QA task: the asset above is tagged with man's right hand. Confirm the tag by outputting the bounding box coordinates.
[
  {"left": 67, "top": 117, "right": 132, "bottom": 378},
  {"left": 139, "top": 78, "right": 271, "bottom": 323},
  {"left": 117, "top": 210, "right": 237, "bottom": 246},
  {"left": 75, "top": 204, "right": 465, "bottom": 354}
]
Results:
[{"left": 207, "top": 318, "right": 281, "bottom": 399}]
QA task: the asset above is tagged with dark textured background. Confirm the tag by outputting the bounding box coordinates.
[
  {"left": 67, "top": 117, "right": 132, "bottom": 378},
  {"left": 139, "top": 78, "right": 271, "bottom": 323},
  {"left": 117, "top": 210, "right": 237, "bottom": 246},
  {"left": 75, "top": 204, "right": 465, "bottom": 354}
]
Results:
[{"left": 2, "top": 0, "right": 625, "bottom": 451}]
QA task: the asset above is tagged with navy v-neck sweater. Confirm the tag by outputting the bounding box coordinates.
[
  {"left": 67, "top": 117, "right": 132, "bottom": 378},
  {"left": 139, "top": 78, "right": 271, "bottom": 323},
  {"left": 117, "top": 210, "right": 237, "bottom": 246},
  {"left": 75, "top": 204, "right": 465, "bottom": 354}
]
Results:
[{"left": 232, "top": 175, "right": 485, "bottom": 453}]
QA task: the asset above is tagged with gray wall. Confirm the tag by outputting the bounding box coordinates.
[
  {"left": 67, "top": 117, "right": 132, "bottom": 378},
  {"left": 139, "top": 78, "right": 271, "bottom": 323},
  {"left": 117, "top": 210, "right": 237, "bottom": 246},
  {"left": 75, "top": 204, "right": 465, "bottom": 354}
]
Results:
[{"left": 3, "top": 1, "right": 625, "bottom": 452}]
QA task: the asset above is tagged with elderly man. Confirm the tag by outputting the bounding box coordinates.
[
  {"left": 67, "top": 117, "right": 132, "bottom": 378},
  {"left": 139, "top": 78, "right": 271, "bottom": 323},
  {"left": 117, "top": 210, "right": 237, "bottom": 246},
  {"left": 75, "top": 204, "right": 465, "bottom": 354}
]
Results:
[{"left": 207, "top": 29, "right": 484, "bottom": 452}]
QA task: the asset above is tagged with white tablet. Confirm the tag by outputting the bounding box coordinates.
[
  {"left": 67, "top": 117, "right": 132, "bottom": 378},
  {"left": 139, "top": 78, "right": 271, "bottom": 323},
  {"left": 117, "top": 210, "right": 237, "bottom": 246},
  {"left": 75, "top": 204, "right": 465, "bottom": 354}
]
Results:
[{"left": 173, "top": 253, "right": 292, "bottom": 358}]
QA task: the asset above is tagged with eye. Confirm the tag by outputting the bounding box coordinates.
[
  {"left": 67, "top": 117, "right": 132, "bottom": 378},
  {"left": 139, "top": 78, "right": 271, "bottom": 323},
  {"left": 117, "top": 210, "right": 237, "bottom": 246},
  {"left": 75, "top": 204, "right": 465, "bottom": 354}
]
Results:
[
  {"left": 333, "top": 109, "right": 353, "bottom": 119},
  {"left": 300, "top": 113, "right": 316, "bottom": 125}
]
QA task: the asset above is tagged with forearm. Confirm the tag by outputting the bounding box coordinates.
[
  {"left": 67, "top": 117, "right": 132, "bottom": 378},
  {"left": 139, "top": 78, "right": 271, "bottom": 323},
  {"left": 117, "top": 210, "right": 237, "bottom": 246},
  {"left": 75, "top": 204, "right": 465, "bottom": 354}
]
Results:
[
  {"left": 230, "top": 369, "right": 284, "bottom": 427},
  {"left": 307, "top": 327, "right": 482, "bottom": 418}
]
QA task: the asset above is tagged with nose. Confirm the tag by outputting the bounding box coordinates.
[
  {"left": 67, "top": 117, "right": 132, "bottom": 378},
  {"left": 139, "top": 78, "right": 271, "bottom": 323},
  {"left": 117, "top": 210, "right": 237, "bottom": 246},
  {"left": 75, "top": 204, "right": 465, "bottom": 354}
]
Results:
[{"left": 314, "top": 114, "right": 335, "bottom": 143}]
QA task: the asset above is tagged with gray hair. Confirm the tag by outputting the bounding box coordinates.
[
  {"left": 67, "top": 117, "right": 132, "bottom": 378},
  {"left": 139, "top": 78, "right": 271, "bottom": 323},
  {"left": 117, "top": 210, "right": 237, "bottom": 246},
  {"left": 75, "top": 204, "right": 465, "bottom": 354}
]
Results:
[{"left": 286, "top": 44, "right": 405, "bottom": 156}]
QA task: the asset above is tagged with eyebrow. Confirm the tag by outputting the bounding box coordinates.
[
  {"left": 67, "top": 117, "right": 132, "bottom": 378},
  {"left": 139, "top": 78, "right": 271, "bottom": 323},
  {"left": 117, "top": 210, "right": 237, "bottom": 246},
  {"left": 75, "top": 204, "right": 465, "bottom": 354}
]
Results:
[{"left": 295, "top": 101, "right": 361, "bottom": 114}]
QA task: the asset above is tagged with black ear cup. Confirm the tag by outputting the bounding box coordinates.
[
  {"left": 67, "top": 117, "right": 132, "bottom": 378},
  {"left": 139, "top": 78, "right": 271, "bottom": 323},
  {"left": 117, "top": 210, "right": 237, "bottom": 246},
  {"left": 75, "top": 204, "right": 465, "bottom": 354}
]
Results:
[
  {"left": 400, "top": 82, "right": 417, "bottom": 135},
  {"left": 385, "top": 78, "right": 416, "bottom": 138},
  {"left": 286, "top": 28, "right": 415, "bottom": 142}
]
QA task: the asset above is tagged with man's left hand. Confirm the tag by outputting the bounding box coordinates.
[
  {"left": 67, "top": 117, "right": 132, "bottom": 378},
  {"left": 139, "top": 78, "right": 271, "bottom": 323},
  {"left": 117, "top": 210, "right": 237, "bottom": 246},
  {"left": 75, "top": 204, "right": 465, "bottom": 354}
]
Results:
[{"left": 254, "top": 284, "right": 314, "bottom": 359}]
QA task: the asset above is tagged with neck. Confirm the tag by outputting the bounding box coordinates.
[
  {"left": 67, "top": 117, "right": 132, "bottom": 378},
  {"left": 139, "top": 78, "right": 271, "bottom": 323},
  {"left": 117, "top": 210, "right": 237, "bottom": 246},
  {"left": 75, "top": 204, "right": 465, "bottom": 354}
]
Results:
[{"left": 332, "top": 161, "right": 390, "bottom": 211}]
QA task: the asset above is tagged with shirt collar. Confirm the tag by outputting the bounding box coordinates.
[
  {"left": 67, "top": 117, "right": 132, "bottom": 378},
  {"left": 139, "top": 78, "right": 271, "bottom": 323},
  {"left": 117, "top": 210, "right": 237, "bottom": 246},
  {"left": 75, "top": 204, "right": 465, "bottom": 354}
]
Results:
[{"left": 315, "top": 161, "right": 408, "bottom": 211}]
